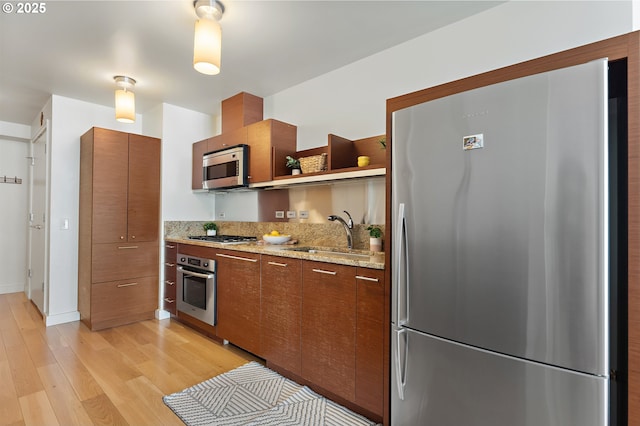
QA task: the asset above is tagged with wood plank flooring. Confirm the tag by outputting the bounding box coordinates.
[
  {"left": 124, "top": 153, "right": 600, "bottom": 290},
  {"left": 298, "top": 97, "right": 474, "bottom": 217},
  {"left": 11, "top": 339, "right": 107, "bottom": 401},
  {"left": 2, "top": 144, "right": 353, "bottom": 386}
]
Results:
[{"left": 0, "top": 292, "right": 258, "bottom": 426}]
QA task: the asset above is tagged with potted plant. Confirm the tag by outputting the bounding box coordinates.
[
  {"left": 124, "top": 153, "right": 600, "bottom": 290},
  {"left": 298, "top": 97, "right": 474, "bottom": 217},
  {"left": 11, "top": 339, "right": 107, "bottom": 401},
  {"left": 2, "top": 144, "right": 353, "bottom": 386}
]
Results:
[
  {"left": 286, "top": 156, "right": 301, "bottom": 175},
  {"left": 366, "top": 225, "right": 383, "bottom": 252},
  {"left": 203, "top": 222, "right": 217, "bottom": 236}
]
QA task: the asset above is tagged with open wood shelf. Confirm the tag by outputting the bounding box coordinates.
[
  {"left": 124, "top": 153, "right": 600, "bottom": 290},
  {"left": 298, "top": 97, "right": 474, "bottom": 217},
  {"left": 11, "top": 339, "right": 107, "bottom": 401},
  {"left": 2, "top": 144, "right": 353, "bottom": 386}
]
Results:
[{"left": 272, "top": 133, "right": 386, "bottom": 180}]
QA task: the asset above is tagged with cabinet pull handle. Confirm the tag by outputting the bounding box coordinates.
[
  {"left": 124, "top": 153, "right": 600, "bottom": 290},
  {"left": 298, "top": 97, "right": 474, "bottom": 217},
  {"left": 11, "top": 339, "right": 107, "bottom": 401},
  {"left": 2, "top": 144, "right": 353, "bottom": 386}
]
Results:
[
  {"left": 312, "top": 268, "right": 337, "bottom": 275},
  {"left": 268, "top": 261, "right": 288, "bottom": 267},
  {"left": 177, "top": 266, "right": 214, "bottom": 279},
  {"left": 165, "top": 244, "right": 176, "bottom": 249},
  {"left": 216, "top": 253, "right": 258, "bottom": 262},
  {"left": 118, "top": 246, "right": 139, "bottom": 250},
  {"left": 165, "top": 280, "right": 175, "bottom": 286},
  {"left": 117, "top": 282, "right": 138, "bottom": 288},
  {"left": 356, "top": 275, "right": 379, "bottom": 282},
  {"left": 164, "top": 298, "right": 175, "bottom": 303},
  {"left": 165, "top": 262, "right": 176, "bottom": 267}
]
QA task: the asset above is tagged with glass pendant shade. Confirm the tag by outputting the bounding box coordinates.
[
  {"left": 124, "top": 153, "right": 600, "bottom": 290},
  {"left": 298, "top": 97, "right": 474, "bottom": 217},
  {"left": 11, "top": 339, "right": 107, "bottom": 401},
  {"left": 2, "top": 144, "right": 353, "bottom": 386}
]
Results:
[
  {"left": 115, "top": 88, "right": 135, "bottom": 123},
  {"left": 193, "top": 18, "right": 221, "bottom": 75}
]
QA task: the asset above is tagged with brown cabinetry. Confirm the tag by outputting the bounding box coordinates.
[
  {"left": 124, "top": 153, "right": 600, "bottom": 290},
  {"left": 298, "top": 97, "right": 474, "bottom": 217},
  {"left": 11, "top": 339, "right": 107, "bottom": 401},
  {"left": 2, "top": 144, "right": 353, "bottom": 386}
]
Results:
[
  {"left": 222, "top": 92, "right": 263, "bottom": 132},
  {"left": 355, "top": 267, "right": 384, "bottom": 416},
  {"left": 301, "top": 261, "right": 357, "bottom": 402},
  {"left": 215, "top": 250, "right": 262, "bottom": 355},
  {"left": 261, "top": 255, "right": 303, "bottom": 375},
  {"left": 191, "top": 127, "right": 249, "bottom": 190},
  {"left": 164, "top": 241, "right": 177, "bottom": 315},
  {"left": 274, "top": 133, "right": 385, "bottom": 181},
  {"left": 191, "top": 92, "right": 297, "bottom": 189},
  {"left": 78, "top": 127, "right": 160, "bottom": 331},
  {"left": 246, "top": 119, "right": 297, "bottom": 183},
  {"left": 299, "top": 260, "right": 384, "bottom": 418}
]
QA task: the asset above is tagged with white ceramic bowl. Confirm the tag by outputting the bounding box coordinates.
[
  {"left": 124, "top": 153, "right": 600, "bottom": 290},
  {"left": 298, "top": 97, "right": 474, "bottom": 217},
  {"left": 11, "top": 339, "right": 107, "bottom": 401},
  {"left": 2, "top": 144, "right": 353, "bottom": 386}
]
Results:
[{"left": 263, "top": 234, "right": 292, "bottom": 244}]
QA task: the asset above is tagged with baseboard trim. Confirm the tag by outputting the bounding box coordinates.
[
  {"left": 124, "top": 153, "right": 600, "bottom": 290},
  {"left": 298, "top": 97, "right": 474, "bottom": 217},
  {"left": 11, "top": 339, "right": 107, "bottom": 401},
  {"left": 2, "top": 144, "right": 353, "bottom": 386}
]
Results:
[
  {"left": 156, "top": 309, "right": 171, "bottom": 320},
  {"left": 0, "top": 283, "right": 25, "bottom": 295},
  {"left": 45, "top": 310, "right": 80, "bottom": 326}
]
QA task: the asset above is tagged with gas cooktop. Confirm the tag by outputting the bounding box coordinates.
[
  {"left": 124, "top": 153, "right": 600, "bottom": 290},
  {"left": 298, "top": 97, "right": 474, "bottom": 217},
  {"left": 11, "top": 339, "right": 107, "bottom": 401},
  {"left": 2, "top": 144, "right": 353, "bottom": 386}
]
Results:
[{"left": 188, "top": 235, "right": 257, "bottom": 244}]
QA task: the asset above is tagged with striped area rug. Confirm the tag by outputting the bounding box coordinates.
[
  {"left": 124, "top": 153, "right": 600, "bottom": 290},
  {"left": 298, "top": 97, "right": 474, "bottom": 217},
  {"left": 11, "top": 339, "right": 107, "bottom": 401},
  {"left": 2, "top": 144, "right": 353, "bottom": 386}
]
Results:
[{"left": 163, "top": 361, "right": 379, "bottom": 426}]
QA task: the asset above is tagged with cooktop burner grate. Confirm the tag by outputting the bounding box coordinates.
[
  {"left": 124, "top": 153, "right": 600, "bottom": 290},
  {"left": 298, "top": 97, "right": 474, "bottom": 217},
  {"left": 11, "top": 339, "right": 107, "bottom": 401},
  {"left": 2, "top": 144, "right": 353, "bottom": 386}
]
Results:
[{"left": 188, "top": 235, "right": 257, "bottom": 244}]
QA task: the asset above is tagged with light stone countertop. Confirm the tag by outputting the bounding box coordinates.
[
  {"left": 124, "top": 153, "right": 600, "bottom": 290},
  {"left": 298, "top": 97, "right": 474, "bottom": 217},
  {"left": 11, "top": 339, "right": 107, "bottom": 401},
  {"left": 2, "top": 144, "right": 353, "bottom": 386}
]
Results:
[{"left": 166, "top": 237, "right": 385, "bottom": 270}]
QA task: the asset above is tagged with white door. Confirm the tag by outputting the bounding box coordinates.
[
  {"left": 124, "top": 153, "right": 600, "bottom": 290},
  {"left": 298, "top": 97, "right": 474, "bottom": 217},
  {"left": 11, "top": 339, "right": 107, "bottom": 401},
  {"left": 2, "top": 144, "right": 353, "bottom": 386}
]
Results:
[{"left": 28, "top": 123, "right": 49, "bottom": 316}]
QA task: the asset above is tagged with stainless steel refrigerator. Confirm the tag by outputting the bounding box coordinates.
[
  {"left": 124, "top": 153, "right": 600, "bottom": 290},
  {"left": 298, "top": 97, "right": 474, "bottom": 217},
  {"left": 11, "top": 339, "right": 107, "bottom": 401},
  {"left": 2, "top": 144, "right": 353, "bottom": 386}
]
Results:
[{"left": 391, "top": 59, "right": 615, "bottom": 425}]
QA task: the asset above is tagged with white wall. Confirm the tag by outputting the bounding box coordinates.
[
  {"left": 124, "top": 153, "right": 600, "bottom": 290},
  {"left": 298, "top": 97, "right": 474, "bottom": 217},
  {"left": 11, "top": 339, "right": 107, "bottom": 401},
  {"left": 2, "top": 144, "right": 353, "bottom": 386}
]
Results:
[
  {"left": 158, "top": 103, "right": 216, "bottom": 221},
  {"left": 0, "top": 122, "right": 30, "bottom": 294},
  {"left": 265, "top": 1, "right": 636, "bottom": 149}
]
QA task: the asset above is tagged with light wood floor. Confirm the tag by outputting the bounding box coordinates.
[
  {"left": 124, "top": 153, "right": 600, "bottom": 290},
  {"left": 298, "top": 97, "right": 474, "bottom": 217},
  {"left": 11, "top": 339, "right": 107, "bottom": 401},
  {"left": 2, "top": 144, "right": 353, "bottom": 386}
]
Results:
[{"left": 0, "top": 292, "right": 258, "bottom": 426}]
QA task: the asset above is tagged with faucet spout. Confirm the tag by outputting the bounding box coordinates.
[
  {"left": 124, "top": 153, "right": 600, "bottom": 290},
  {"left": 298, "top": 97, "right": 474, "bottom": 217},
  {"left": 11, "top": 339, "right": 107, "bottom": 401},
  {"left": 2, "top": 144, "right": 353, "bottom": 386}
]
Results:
[{"left": 328, "top": 211, "right": 354, "bottom": 249}]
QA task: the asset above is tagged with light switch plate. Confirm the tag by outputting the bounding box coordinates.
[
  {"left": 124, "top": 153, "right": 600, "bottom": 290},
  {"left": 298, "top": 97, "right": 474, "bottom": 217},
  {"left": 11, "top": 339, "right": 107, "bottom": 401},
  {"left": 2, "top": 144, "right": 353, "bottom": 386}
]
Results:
[
  {"left": 299, "top": 211, "right": 309, "bottom": 219},
  {"left": 275, "top": 211, "right": 285, "bottom": 219},
  {"left": 286, "top": 210, "right": 296, "bottom": 218}
]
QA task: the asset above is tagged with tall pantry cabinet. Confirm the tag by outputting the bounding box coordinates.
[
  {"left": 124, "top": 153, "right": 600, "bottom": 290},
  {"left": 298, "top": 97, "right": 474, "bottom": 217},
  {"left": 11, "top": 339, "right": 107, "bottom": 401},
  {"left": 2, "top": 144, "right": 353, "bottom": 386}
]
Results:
[{"left": 78, "top": 127, "right": 160, "bottom": 331}]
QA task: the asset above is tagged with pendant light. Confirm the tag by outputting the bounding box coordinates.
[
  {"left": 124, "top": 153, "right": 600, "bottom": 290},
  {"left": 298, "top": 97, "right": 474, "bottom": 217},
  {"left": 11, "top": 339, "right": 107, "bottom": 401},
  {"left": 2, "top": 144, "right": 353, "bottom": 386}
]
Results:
[
  {"left": 114, "top": 75, "right": 136, "bottom": 123},
  {"left": 193, "top": 0, "right": 224, "bottom": 75}
]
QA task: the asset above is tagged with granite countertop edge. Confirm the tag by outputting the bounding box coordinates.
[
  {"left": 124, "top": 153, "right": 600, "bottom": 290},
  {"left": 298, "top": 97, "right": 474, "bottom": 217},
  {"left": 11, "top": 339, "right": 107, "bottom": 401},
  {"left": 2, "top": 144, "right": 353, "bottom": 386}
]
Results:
[{"left": 166, "top": 237, "right": 385, "bottom": 270}]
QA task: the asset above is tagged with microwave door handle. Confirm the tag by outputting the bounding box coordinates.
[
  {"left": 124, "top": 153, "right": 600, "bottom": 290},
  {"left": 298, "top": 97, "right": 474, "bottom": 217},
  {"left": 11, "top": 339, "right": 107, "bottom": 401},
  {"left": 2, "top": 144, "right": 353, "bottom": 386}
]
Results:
[{"left": 177, "top": 266, "right": 214, "bottom": 280}]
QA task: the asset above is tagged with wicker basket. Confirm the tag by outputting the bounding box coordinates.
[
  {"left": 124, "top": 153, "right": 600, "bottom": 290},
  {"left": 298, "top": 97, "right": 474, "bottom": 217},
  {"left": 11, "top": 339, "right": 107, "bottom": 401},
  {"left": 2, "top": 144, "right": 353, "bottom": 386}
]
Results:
[{"left": 299, "top": 153, "right": 327, "bottom": 174}]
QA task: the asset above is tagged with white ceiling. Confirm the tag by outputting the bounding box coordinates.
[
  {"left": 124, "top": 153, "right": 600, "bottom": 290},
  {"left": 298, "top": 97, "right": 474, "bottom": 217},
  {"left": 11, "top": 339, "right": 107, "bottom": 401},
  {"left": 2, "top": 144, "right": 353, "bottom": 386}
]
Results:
[{"left": 0, "top": 0, "right": 503, "bottom": 125}]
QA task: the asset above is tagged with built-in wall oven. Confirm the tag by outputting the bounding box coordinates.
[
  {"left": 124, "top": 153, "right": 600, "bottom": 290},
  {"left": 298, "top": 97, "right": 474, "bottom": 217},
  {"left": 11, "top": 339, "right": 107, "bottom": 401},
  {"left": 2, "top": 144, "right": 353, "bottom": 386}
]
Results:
[{"left": 176, "top": 252, "right": 216, "bottom": 325}]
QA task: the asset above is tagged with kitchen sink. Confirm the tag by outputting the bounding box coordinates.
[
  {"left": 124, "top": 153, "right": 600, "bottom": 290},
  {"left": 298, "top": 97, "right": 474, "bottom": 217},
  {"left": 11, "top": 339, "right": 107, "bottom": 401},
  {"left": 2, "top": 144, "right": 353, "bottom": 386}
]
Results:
[{"left": 284, "top": 246, "right": 374, "bottom": 260}]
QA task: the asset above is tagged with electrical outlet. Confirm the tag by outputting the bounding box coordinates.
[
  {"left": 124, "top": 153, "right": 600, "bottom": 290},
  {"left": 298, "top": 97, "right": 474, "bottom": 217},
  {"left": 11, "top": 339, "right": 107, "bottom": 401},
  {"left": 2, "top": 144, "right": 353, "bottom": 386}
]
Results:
[
  {"left": 218, "top": 212, "right": 226, "bottom": 218},
  {"left": 286, "top": 210, "right": 296, "bottom": 219},
  {"left": 299, "top": 210, "right": 309, "bottom": 219},
  {"left": 275, "top": 211, "right": 285, "bottom": 219}
]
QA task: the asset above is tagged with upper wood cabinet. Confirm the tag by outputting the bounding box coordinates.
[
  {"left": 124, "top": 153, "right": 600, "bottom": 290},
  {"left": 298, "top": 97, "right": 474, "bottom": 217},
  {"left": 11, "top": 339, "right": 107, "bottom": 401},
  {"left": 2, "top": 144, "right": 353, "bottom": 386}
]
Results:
[
  {"left": 191, "top": 92, "right": 297, "bottom": 190},
  {"left": 191, "top": 127, "right": 249, "bottom": 190},
  {"left": 191, "top": 139, "right": 208, "bottom": 190},
  {"left": 246, "top": 119, "right": 297, "bottom": 183},
  {"left": 87, "top": 128, "right": 160, "bottom": 243},
  {"left": 222, "top": 92, "right": 263, "bottom": 132}
]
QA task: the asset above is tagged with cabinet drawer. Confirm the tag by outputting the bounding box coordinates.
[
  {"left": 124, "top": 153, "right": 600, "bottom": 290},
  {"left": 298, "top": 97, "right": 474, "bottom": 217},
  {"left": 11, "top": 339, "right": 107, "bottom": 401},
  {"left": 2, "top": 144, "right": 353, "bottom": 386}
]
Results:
[
  {"left": 164, "top": 281, "right": 177, "bottom": 315},
  {"left": 92, "top": 242, "right": 158, "bottom": 283},
  {"left": 91, "top": 275, "right": 158, "bottom": 329}
]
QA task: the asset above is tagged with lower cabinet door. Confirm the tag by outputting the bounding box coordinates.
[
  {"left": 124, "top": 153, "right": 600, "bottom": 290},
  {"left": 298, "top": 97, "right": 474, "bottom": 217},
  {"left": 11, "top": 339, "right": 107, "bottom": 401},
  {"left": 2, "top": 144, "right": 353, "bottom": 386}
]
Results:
[
  {"left": 301, "top": 261, "right": 356, "bottom": 401},
  {"left": 216, "top": 250, "right": 262, "bottom": 355},
  {"left": 91, "top": 275, "right": 158, "bottom": 330},
  {"left": 261, "top": 255, "right": 302, "bottom": 375}
]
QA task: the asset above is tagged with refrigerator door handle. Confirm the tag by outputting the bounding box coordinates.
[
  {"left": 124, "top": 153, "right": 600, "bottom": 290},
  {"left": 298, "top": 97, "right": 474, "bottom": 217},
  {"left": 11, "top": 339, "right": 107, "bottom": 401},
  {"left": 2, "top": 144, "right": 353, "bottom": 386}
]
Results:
[
  {"left": 394, "top": 203, "right": 409, "bottom": 325},
  {"left": 394, "top": 327, "right": 408, "bottom": 400}
]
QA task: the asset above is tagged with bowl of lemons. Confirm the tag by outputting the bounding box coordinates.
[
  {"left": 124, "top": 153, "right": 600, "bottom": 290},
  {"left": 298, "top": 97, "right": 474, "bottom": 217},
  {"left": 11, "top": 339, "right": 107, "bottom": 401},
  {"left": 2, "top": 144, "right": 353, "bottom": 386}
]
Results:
[{"left": 262, "top": 230, "right": 291, "bottom": 244}]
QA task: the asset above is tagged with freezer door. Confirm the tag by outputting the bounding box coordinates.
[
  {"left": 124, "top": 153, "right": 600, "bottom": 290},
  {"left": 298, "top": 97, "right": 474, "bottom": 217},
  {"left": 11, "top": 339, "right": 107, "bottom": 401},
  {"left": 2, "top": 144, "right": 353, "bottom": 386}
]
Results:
[
  {"left": 391, "top": 59, "right": 609, "bottom": 376},
  {"left": 391, "top": 327, "right": 608, "bottom": 426}
]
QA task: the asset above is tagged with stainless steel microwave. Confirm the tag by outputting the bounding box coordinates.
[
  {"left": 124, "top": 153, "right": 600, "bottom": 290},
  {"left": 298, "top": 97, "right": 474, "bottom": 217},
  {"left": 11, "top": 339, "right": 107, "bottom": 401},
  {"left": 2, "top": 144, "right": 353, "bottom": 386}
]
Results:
[{"left": 203, "top": 144, "right": 249, "bottom": 190}]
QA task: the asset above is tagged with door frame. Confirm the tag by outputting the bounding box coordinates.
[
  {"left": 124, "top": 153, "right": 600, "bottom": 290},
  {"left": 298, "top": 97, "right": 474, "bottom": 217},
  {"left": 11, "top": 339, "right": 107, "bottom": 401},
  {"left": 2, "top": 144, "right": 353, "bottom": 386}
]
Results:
[{"left": 27, "top": 120, "right": 51, "bottom": 317}]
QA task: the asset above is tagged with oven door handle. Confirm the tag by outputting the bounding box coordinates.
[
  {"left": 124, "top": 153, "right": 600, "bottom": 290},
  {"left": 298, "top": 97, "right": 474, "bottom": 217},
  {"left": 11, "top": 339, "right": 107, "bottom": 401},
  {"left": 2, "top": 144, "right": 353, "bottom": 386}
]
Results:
[{"left": 177, "top": 266, "right": 214, "bottom": 280}]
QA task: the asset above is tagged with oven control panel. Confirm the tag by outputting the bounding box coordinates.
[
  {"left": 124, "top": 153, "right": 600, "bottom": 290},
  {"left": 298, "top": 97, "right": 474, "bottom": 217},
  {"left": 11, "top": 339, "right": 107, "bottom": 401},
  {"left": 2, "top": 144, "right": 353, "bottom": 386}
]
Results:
[{"left": 177, "top": 253, "right": 216, "bottom": 273}]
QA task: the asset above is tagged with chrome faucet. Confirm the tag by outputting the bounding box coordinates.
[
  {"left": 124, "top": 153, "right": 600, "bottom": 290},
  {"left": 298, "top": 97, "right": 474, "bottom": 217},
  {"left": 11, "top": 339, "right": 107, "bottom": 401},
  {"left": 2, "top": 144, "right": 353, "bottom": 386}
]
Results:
[{"left": 328, "top": 210, "right": 354, "bottom": 249}]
